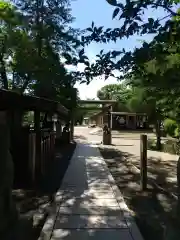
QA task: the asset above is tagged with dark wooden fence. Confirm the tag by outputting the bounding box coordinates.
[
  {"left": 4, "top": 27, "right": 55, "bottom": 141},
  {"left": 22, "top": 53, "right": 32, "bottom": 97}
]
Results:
[{"left": 13, "top": 127, "right": 56, "bottom": 187}]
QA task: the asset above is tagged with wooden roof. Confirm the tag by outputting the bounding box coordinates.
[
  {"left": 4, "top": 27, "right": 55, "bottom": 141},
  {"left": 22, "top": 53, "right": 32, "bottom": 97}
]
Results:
[
  {"left": 0, "top": 89, "right": 69, "bottom": 117},
  {"left": 79, "top": 100, "right": 117, "bottom": 105},
  {"left": 111, "top": 112, "right": 147, "bottom": 115}
]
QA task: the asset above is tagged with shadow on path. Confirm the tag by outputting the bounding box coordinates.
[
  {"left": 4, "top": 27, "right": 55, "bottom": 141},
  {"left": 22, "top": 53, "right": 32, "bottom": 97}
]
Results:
[
  {"left": 99, "top": 146, "right": 179, "bottom": 240},
  {"left": 41, "top": 143, "right": 133, "bottom": 240}
]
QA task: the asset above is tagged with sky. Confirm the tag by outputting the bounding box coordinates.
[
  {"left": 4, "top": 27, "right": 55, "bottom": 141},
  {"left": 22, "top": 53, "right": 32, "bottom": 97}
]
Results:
[{"left": 69, "top": 0, "right": 166, "bottom": 99}]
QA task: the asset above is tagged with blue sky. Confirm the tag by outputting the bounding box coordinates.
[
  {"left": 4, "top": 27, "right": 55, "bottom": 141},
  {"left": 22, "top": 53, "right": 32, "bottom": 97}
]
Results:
[{"left": 70, "top": 0, "right": 166, "bottom": 99}]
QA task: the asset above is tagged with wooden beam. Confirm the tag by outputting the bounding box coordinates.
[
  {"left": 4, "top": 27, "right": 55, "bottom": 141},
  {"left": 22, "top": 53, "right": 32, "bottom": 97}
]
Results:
[
  {"left": 78, "top": 107, "right": 102, "bottom": 111},
  {"left": 78, "top": 100, "right": 117, "bottom": 105},
  {"left": 0, "top": 89, "right": 69, "bottom": 118}
]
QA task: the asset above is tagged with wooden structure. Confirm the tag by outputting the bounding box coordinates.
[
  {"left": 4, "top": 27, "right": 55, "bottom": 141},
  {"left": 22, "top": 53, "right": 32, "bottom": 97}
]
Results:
[
  {"left": 0, "top": 89, "right": 69, "bottom": 184},
  {"left": 78, "top": 100, "right": 117, "bottom": 145},
  {"left": 90, "top": 111, "right": 149, "bottom": 130},
  {"left": 0, "top": 89, "right": 69, "bottom": 237},
  {"left": 111, "top": 112, "right": 148, "bottom": 130},
  {"left": 140, "top": 134, "right": 147, "bottom": 190}
]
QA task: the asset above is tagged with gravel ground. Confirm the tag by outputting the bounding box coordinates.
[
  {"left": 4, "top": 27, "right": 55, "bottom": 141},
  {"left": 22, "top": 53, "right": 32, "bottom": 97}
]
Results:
[{"left": 99, "top": 146, "right": 180, "bottom": 240}]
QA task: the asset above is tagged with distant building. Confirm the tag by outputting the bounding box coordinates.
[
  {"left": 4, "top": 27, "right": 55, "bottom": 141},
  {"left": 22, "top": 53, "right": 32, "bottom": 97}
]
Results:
[
  {"left": 89, "top": 111, "right": 149, "bottom": 130},
  {"left": 83, "top": 117, "right": 89, "bottom": 125}
]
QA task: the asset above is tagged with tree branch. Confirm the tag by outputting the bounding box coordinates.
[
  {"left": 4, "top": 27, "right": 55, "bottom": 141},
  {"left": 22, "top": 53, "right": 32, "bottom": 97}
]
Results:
[
  {"left": 152, "top": 3, "right": 178, "bottom": 16},
  {"left": 20, "top": 74, "right": 31, "bottom": 94}
]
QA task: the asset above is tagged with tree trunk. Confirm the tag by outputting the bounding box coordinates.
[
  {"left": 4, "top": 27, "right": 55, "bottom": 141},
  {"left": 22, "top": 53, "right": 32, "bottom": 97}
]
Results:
[
  {"left": 0, "top": 55, "right": 8, "bottom": 90},
  {"left": 155, "top": 119, "right": 161, "bottom": 150},
  {"left": 21, "top": 74, "right": 31, "bottom": 94}
]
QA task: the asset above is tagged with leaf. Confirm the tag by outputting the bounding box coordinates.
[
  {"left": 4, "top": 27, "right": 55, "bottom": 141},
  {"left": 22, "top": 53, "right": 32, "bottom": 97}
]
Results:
[
  {"left": 148, "top": 18, "right": 154, "bottom": 24},
  {"left": 98, "top": 26, "right": 103, "bottom": 33},
  {"left": 86, "top": 27, "right": 93, "bottom": 32},
  {"left": 106, "top": 28, "right": 111, "bottom": 32},
  {"left": 106, "top": 0, "right": 118, "bottom": 6},
  {"left": 79, "top": 48, "right": 84, "bottom": 57},
  {"left": 79, "top": 56, "right": 89, "bottom": 64},
  {"left": 135, "top": 16, "right": 142, "bottom": 22},
  {"left": 100, "top": 50, "right": 104, "bottom": 55},
  {"left": 91, "top": 21, "right": 94, "bottom": 28},
  {"left": 112, "top": 50, "right": 122, "bottom": 58},
  {"left": 105, "top": 75, "right": 109, "bottom": 80},
  {"left": 80, "top": 80, "right": 87, "bottom": 84},
  {"left": 112, "top": 8, "right": 120, "bottom": 19},
  {"left": 117, "top": 3, "right": 124, "bottom": 9},
  {"left": 63, "top": 53, "right": 72, "bottom": 62},
  {"left": 84, "top": 61, "right": 90, "bottom": 66},
  {"left": 85, "top": 67, "right": 91, "bottom": 71}
]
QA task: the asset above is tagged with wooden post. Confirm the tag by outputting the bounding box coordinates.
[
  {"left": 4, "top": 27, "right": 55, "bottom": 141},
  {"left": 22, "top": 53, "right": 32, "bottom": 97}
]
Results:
[
  {"left": 140, "top": 134, "right": 147, "bottom": 190},
  {"left": 56, "top": 116, "right": 62, "bottom": 140},
  {"left": 70, "top": 110, "right": 74, "bottom": 141},
  {"left": 0, "top": 111, "right": 18, "bottom": 234},
  {"left": 102, "top": 105, "right": 112, "bottom": 145},
  {"left": 34, "top": 110, "right": 41, "bottom": 180}
]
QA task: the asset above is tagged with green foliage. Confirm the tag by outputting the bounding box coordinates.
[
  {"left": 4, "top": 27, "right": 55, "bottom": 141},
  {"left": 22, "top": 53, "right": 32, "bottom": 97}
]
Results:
[
  {"left": 174, "top": 126, "right": 180, "bottom": 138},
  {"left": 96, "top": 83, "right": 152, "bottom": 114},
  {"left": 147, "top": 138, "right": 180, "bottom": 154},
  {"left": 97, "top": 83, "right": 132, "bottom": 103},
  {"left": 164, "top": 118, "right": 177, "bottom": 137},
  {"left": 0, "top": 0, "right": 93, "bottom": 106}
]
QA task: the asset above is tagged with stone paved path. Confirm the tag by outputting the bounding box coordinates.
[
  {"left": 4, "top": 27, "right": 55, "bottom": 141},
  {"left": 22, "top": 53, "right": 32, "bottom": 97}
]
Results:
[{"left": 39, "top": 142, "right": 143, "bottom": 240}]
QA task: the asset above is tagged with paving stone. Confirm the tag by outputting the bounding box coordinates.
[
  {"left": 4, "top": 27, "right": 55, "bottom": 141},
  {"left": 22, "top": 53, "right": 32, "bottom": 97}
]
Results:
[
  {"left": 87, "top": 172, "right": 109, "bottom": 179},
  {"left": 60, "top": 183, "right": 88, "bottom": 189},
  {"left": 59, "top": 186, "right": 88, "bottom": 191},
  {"left": 125, "top": 218, "right": 144, "bottom": 240},
  {"left": 51, "top": 229, "right": 133, "bottom": 240},
  {"left": 88, "top": 182, "right": 112, "bottom": 189},
  {"left": 59, "top": 205, "right": 122, "bottom": 215},
  {"left": 62, "top": 190, "right": 115, "bottom": 199},
  {"left": 38, "top": 204, "right": 60, "bottom": 240},
  {"left": 60, "top": 197, "right": 119, "bottom": 207},
  {"left": 54, "top": 215, "right": 128, "bottom": 229},
  {"left": 39, "top": 140, "right": 143, "bottom": 240},
  {"left": 87, "top": 179, "right": 111, "bottom": 185}
]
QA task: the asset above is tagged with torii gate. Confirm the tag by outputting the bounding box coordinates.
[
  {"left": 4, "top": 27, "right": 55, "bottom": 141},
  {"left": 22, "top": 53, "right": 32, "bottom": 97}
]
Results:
[{"left": 77, "top": 99, "right": 117, "bottom": 145}]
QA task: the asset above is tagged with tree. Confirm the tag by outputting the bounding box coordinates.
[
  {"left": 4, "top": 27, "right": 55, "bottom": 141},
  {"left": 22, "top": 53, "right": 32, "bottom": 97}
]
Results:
[
  {"left": 80, "top": 1, "right": 180, "bottom": 150},
  {"left": 97, "top": 83, "right": 132, "bottom": 102},
  {"left": 0, "top": 0, "right": 92, "bottom": 104},
  {"left": 80, "top": 0, "right": 180, "bottom": 226},
  {"left": 0, "top": 1, "right": 27, "bottom": 90}
]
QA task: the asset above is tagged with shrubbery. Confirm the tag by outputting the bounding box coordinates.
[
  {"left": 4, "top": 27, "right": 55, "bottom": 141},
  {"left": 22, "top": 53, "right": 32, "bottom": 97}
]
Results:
[
  {"left": 147, "top": 138, "right": 179, "bottom": 155},
  {"left": 164, "top": 118, "right": 177, "bottom": 137},
  {"left": 174, "top": 127, "right": 180, "bottom": 138}
]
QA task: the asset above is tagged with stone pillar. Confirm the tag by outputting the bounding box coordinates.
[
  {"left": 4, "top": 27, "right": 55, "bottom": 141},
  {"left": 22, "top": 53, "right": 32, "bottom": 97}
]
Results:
[{"left": 0, "top": 111, "right": 18, "bottom": 236}]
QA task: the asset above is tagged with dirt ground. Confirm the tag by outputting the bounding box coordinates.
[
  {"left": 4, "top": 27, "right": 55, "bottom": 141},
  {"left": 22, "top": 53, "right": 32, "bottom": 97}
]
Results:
[
  {"left": 99, "top": 146, "right": 180, "bottom": 240},
  {"left": 11, "top": 142, "right": 76, "bottom": 240}
]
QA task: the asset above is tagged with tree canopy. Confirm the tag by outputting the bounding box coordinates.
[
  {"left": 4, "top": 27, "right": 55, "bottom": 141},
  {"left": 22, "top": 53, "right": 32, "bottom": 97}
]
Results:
[{"left": 0, "top": 0, "right": 92, "bottom": 109}]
